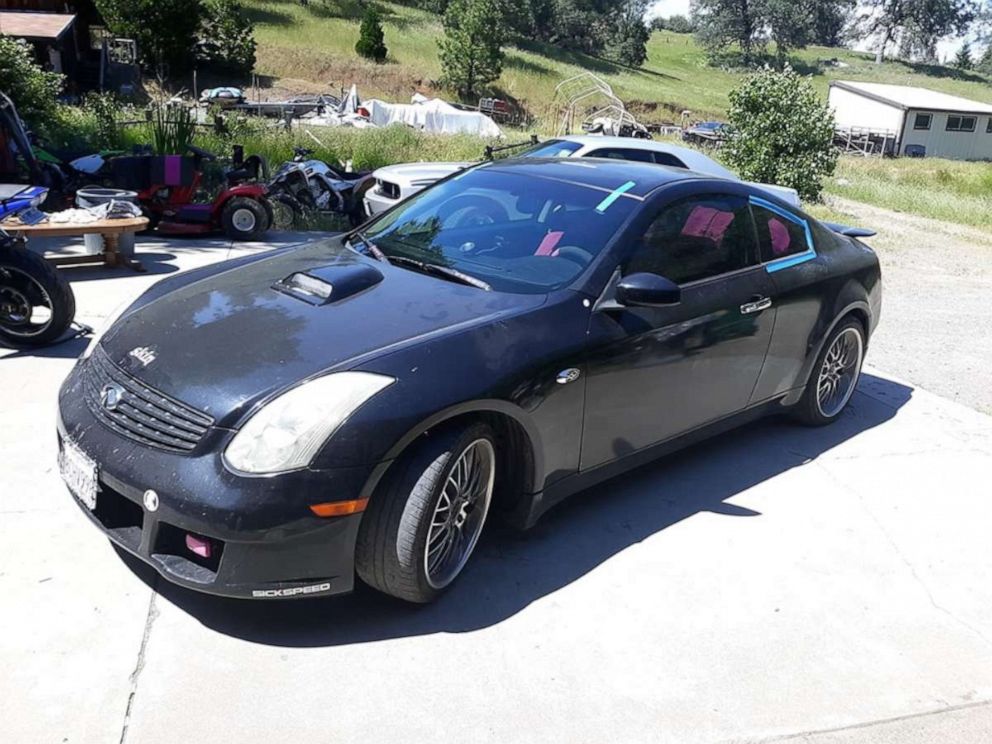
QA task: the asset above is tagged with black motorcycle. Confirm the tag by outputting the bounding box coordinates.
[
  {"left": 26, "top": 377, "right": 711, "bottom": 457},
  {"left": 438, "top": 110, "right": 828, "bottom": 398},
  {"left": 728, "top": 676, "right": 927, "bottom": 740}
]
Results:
[{"left": 0, "top": 186, "right": 76, "bottom": 346}]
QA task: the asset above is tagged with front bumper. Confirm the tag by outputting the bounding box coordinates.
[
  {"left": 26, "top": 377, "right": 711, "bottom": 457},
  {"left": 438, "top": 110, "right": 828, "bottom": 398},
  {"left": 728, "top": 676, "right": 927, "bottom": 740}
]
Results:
[
  {"left": 363, "top": 188, "right": 401, "bottom": 216},
  {"left": 57, "top": 362, "right": 374, "bottom": 600}
]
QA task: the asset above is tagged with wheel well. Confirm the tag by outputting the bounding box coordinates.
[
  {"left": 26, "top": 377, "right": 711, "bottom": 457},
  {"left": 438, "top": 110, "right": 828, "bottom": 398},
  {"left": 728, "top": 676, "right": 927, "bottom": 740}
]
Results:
[
  {"left": 413, "top": 411, "right": 536, "bottom": 518},
  {"left": 840, "top": 308, "right": 869, "bottom": 345}
]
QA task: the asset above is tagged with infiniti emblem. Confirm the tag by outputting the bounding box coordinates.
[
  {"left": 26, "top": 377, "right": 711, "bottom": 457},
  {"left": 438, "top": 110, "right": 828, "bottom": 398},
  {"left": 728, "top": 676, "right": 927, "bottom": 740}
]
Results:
[
  {"left": 100, "top": 384, "right": 125, "bottom": 411},
  {"left": 143, "top": 489, "right": 159, "bottom": 512}
]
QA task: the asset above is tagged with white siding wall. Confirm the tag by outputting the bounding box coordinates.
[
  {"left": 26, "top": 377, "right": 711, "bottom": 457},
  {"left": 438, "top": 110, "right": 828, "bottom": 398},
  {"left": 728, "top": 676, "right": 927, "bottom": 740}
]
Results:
[
  {"left": 900, "top": 110, "right": 992, "bottom": 160},
  {"left": 828, "top": 87, "right": 904, "bottom": 132}
]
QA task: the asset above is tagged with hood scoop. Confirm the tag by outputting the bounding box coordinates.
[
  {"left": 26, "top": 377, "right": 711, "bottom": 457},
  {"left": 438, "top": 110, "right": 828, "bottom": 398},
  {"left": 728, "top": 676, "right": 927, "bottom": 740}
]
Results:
[{"left": 273, "top": 263, "right": 383, "bottom": 306}]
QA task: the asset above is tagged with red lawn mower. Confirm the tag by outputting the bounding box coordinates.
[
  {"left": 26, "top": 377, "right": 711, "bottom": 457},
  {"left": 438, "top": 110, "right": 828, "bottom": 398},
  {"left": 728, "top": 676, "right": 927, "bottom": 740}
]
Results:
[{"left": 107, "top": 145, "right": 274, "bottom": 241}]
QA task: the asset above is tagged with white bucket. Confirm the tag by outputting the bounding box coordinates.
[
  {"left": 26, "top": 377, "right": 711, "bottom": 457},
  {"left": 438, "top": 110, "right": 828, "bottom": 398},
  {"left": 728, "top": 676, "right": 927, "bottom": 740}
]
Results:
[{"left": 76, "top": 188, "right": 139, "bottom": 257}]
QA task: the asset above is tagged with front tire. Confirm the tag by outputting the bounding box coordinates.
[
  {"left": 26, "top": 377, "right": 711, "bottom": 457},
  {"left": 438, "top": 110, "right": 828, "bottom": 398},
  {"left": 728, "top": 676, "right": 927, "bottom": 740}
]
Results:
[
  {"left": 221, "top": 197, "right": 269, "bottom": 241},
  {"left": 0, "top": 243, "right": 76, "bottom": 346},
  {"left": 795, "top": 318, "right": 865, "bottom": 426},
  {"left": 356, "top": 422, "right": 497, "bottom": 603}
]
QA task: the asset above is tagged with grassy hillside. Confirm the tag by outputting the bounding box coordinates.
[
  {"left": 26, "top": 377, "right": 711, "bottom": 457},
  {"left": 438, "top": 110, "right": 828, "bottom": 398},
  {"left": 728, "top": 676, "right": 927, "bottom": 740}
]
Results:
[
  {"left": 241, "top": 1, "right": 992, "bottom": 229},
  {"left": 246, "top": 0, "right": 992, "bottom": 125}
]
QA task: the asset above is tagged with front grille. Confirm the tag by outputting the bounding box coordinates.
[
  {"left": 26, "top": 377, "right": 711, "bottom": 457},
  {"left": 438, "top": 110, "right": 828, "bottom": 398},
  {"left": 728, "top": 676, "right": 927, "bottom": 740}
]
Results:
[
  {"left": 83, "top": 346, "right": 214, "bottom": 453},
  {"left": 376, "top": 179, "right": 400, "bottom": 200}
]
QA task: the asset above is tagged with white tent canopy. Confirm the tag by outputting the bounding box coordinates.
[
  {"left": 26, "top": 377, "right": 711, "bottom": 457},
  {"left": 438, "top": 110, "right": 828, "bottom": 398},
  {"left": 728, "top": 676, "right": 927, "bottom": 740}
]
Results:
[{"left": 364, "top": 97, "right": 503, "bottom": 138}]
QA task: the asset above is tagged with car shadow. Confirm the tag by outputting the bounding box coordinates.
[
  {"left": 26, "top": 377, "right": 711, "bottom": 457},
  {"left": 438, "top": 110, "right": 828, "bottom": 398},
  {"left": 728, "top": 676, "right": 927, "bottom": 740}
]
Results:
[{"left": 130, "top": 373, "right": 912, "bottom": 647}]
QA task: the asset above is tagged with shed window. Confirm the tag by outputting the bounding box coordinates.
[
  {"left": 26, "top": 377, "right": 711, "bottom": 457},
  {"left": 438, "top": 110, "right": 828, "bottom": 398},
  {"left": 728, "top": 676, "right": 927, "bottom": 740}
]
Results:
[
  {"left": 987, "top": 119, "right": 992, "bottom": 134},
  {"left": 913, "top": 113, "right": 932, "bottom": 130},
  {"left": 946, "top": 115, "right": 977, "bottom": 132}
]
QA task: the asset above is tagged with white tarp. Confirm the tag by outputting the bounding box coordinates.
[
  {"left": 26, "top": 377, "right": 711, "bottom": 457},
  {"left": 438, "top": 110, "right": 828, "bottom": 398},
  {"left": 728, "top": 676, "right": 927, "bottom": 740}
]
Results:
[{"left": 364, "top": 97, "right": 502, "bottom": 138}]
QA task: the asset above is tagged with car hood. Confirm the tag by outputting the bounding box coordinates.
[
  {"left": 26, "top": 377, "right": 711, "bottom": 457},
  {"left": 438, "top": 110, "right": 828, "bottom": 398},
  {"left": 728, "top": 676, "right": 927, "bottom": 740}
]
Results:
[
  {"left": 100, "top": 238, "right": 545, "bottom": 424},
  {"left": 373, "top": 162, "right": 470, "bottom": 186}
]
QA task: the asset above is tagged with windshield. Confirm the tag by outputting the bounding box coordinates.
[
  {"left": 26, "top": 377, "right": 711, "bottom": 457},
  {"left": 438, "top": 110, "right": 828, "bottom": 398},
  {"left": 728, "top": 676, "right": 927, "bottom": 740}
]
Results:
[
  {"left": 518, "top": 140, "right": 583, "bottom": 159},
  {"left": 359, "top": 167, "right": 639, "bottom": 294}
]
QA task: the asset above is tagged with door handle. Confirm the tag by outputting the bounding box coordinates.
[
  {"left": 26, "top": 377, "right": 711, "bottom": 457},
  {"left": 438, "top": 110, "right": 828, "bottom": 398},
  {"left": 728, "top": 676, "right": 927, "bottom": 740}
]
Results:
[{"left": 740, "top": 297, "right": 772, "bottom": 314}]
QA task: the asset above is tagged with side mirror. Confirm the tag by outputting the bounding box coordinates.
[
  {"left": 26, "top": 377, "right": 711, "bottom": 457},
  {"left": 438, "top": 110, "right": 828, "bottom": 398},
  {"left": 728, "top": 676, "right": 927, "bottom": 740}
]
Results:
[{"left": 616, "top": 272, "right": 681, "bottom": 307}]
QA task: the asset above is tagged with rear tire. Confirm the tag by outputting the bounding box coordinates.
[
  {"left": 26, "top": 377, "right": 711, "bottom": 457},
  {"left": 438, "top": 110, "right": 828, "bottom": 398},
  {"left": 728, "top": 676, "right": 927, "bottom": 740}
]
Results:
[
  {"left": 221, "top": 197, "right": 269, "bottom": 241},
  {"left": 0, "top": 243, "right": 75, "bottom": 346},
  {"left": 356, "top": 422, "right": 497, "bottom": 603},
  {"left": 794, "top": 318, "right": 865, "bottom": 426}
]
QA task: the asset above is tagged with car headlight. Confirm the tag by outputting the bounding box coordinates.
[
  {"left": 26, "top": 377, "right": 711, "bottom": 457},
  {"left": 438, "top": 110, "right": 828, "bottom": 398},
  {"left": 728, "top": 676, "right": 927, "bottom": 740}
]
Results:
[
  {"left": 224, "top": 372, "right": 395, "bottom": 475},
  {"left": 80, "top": 298, "right": 135, "bottom": 361}
]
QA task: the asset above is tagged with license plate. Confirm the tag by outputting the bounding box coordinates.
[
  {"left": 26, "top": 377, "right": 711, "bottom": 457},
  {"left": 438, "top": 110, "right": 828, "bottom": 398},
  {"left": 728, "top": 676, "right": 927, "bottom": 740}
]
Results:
[{"left": 59, "top": 438, "right": 98, "bottom": 510}]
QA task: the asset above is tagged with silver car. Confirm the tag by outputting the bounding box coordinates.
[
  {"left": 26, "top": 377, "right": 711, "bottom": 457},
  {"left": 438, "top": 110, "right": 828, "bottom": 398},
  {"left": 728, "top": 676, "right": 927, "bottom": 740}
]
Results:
[{"left": 363, "top": 135, "right": 801, "bottom": 216}]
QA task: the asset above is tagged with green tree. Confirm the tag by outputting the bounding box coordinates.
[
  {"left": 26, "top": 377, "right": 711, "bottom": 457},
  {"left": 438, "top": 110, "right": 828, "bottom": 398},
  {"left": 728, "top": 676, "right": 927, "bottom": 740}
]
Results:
[
  {"left": 355, "top": 5, "right": 388, "bottom": 62},
  {"left": 766, "top": 0, "right": 814, "bottom": 67},
  {"left": 977, "top": 44, "right": 992, "bottom": 72},
  {"left": 724, "top": 66, "right": 837, "bottom": 201},
  {"left": 198, "top": 0, "right": 257, "bottom": 75},
  {"left": 438, "top": 0, "right": 506, "bottom": 97},
  {"left": 859, "top": 0, "right": 974, "bottom": 63},
  {"left": 95, "top": 0, "right": 203, "bottom": 74},
  {"left": 954, "top": 40, "right": 974, "bottom": 68},
  {"left": 694, "top": 0, "right": 848, "bottom": 66},
  {"left": 812, "top": 0, "right": 855, "bottom": 45},
  {"left": 606, "top": 0, "right": 650, "bottom": 67},
  {"left": 0, "top": 36, "right": 63, "bottom": 130},
  {"left": 691, "top": 0, "right": 766, "bottom": 64},
  {"left": 658, "top": 14, "right": 695, "bottom": 33}
]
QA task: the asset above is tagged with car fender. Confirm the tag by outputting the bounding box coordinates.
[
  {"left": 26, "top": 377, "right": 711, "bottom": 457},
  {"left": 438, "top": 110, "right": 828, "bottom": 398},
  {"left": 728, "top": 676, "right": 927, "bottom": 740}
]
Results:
[{"left": 357, "top": 398, "right": 545, "bottom": 507}]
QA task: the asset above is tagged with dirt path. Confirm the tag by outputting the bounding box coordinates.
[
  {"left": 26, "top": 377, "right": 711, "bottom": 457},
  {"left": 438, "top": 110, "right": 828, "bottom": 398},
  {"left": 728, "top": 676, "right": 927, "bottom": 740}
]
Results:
[{"left": 826, "top": 197, "right": 992, "bottom": 414}]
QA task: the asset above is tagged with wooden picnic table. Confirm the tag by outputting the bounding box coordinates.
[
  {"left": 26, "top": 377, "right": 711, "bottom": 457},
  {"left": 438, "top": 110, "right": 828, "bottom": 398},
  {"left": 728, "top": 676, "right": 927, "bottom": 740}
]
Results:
[{"left": 2, "top": 216, "right": 150, "bottom": 272}]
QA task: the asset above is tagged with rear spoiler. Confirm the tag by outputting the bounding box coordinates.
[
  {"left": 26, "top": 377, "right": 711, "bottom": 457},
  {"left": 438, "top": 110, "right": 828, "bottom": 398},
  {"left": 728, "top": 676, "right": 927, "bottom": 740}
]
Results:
[{"left": 823, "top": 221, "right": 877, "bottom": 239}]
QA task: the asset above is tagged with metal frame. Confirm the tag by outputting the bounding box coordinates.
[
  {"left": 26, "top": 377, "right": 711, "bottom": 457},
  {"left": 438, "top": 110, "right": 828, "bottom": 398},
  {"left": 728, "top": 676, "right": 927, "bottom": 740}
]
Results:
[{"left": 551, "top": 72, "right": 645, "bottom": 137}]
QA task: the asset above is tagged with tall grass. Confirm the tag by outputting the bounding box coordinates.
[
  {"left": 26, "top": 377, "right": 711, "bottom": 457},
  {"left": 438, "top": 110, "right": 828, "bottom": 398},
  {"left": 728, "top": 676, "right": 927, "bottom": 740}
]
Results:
[
  {"left": 150, "top": 105, "right": 198, "bottom": 155},
  {"left": 119, "top": 119, "right": 493, "bottom": 171},
  {"left": 824, "top": 156, "right": 992, "bottom": 230}
]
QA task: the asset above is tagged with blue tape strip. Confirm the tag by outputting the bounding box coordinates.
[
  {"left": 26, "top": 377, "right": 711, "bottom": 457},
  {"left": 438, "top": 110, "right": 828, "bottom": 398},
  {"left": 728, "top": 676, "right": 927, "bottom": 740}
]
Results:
[
  {"left": 765, "top": 251, "right": 816, "bottom": 273},
  {"left": 749, "top": 196, "right": 817, "bottom": 273},
  {"left": 596, "top": 181, "right": 636, "bottom": 213}
]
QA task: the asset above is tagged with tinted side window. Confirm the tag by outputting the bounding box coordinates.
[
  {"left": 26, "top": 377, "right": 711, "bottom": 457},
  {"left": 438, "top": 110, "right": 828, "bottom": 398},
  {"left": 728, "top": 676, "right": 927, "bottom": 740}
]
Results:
[
  {"left": 626, "top": 195, "right": 755, "bottom": 285},
  {"left": 751, "top": 203, "right": 812, "bottom": 262},
  {"left": 586, "top": 148, "right": 655, "bottom": 163},
  {"left": 652, "top": 152, "right": 688, "bottom": 168}
]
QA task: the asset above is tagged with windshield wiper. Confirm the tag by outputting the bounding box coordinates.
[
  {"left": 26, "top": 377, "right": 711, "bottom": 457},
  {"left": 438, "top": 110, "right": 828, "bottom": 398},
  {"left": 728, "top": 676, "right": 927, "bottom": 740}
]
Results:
[
  {"left": 388, "top": 256, "right": 492, "bottom": 292},
  {"left": 348, "top": 231, "right": 388, "bottom": 262}
]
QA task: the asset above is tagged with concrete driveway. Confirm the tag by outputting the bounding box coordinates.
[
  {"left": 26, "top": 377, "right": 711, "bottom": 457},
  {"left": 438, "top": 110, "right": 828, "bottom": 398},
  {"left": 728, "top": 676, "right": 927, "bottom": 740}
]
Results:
[{"left": 2, "top": 233, "right": 991, "bottom": 743}]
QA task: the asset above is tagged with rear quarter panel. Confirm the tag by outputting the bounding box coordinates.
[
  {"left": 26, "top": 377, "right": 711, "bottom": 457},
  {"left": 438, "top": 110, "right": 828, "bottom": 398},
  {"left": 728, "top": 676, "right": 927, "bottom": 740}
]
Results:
[{"left": 752, "top": 222, "right": 881, "bottom": 403}]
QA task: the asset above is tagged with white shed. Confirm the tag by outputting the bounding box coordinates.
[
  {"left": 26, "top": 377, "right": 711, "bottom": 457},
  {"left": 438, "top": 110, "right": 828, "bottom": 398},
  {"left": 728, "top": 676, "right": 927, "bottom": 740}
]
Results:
[{"left": 828, "top": 81, "right": 992, "bottom": 160}]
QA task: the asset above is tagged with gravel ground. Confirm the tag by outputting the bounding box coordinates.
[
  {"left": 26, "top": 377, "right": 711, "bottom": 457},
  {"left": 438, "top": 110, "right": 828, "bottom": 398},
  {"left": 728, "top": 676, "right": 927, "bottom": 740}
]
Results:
[{"left": 827, "top": 197, "right": 992, "bottom": 414}]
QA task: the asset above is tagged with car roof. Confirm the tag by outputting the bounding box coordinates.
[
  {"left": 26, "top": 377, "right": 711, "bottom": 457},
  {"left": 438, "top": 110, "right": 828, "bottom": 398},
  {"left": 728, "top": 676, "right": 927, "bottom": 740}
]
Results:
[
  {"left": 480, "top": 157, "right": 702, "bottom": 198},
  {"left": 556, "top": 135, "right": 736, "bottom": 179}
]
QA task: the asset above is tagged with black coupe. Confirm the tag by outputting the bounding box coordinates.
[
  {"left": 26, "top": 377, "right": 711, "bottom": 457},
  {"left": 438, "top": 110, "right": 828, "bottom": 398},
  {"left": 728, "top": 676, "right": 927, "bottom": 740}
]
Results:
[{"left": 57, "top": 159, "right": 881, "bottom": 603}]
